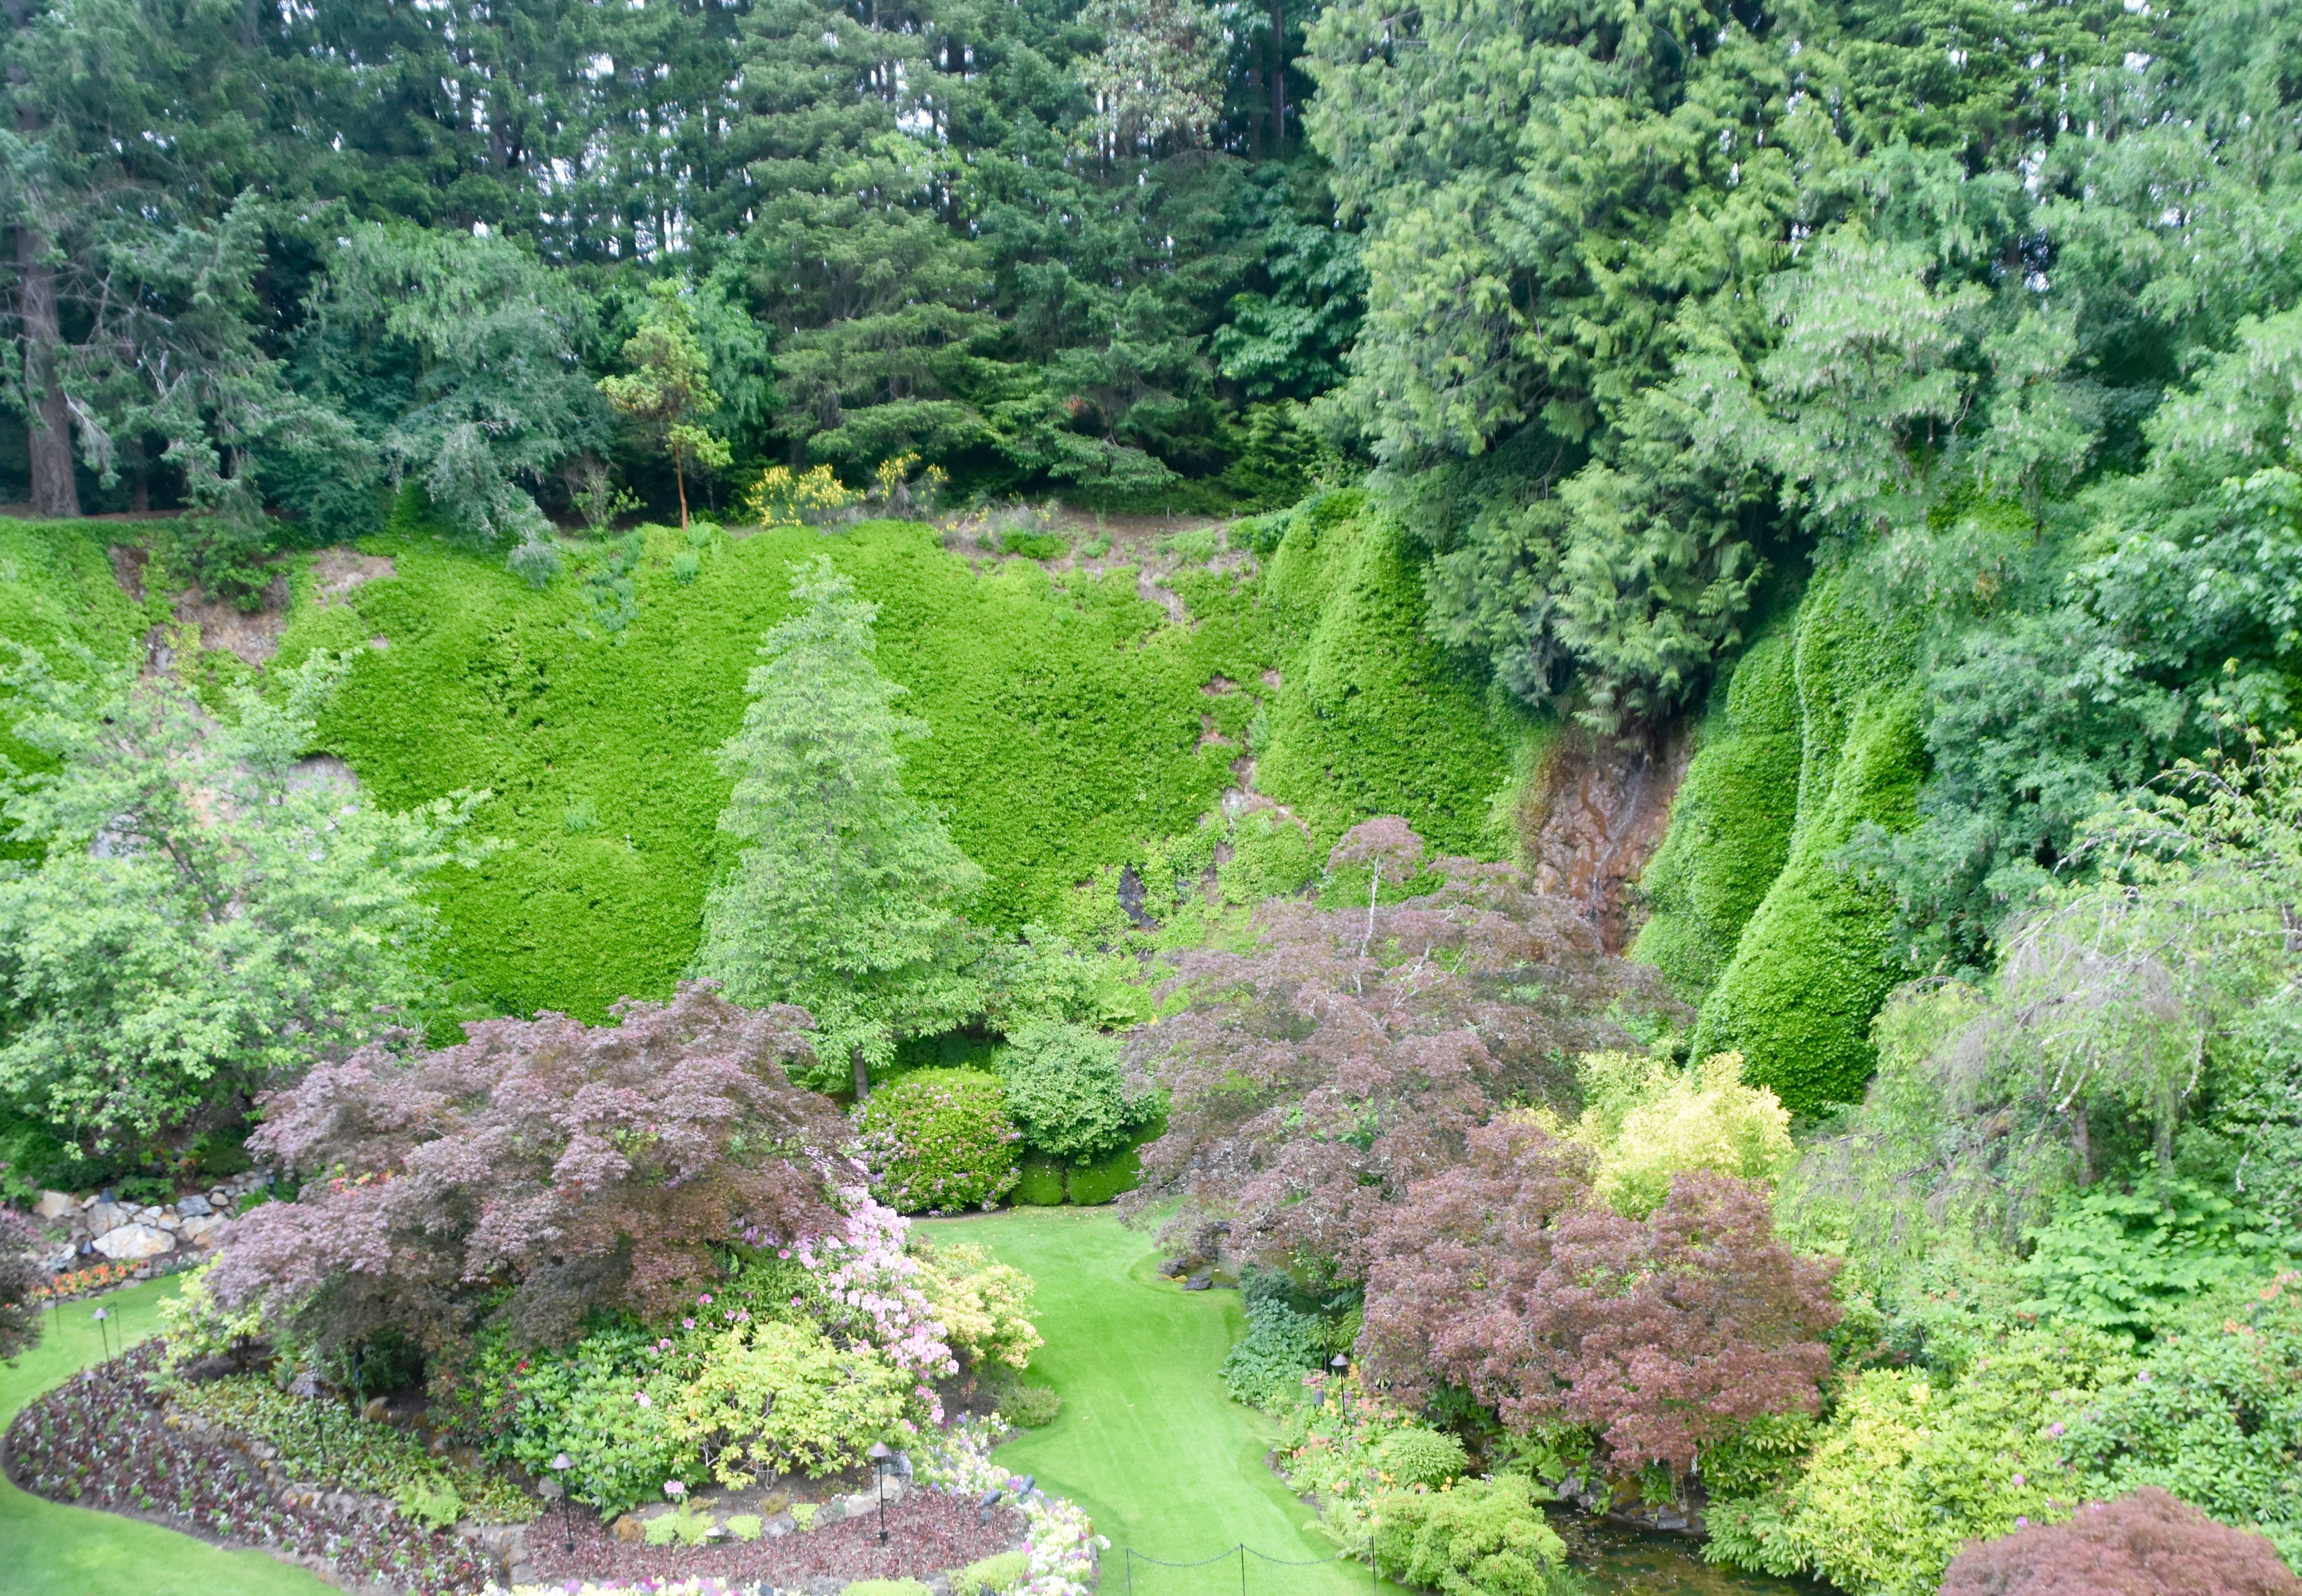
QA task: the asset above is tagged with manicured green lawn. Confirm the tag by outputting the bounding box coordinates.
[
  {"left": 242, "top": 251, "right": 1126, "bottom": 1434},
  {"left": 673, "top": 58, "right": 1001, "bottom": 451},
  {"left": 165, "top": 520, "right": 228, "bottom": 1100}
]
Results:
[
  {"left": 922, "top": 1208, "right": 1388, "bottom": 1596},
  {"left": 0, "top": 1280, "right": 331, "bottom": 1596}
]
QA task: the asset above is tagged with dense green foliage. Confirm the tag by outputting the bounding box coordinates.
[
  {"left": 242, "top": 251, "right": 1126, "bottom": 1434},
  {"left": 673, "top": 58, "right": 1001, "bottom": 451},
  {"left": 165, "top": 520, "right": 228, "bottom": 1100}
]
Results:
[
  {"left": 0, "top": 648, "right": 485, "bottom": 1156},
  {"left": 1256, "top": 490, "right": 1532, "bottom": 854},
  {"left": 852, "top": 1068, "right": 1021, "bottom": 1214},
  {"left": 1630, "top": 631, "right": 1800, "bottom": 1001},
  {"left": 694, "top": 556, "right": 984, "bottom": 1091},
  {"left": 1219, "top": 1298, "right": 1324, "bottom": 1409},
  {"left": 1367, "top": 1475, "right": 1571, "bottom": 1596},
  {"left": 993, "top": 1021, "right": 1150, "bottom": 1166},
  {"left": 1673, "top": 572, "right": 1924, "bottom": 1115}
]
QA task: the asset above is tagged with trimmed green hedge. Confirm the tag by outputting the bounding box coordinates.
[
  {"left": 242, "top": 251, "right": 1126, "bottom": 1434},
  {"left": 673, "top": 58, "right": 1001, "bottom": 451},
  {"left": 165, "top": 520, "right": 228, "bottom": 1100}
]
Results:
[
  {"left": 1630, "top": 627, "right": 1802, "bottom": 1001},
  {"left": 1685, "top": 571, "right": 1924, "bottom": 1116},
  {"left": 1256, "top": 492, "right": 1536, "bottom": 856},
  {"left": 1013, "top": 1156, "right": 1068, "bottom": 1206},
  {"left": 1066, "top": 1141, "right": 1143, "bottom": 1206}
]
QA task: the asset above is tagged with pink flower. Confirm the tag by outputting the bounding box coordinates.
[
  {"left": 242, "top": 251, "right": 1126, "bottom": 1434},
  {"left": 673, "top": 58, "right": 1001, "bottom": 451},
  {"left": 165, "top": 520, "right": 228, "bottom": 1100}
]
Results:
[
  {"left": 2011, "top": 1474, "right": 2026, "bottom": 1488},
  {"left": 634, "top": 1392, "right": 653, "bottom": 1408},
  {"left": 682, "top": 1317, "right": 696, "bottom": 1329},
  {"left": 2015, "top": 1516, "right": 2029, "bottom": 1528},
  {"left": 697, "top": 1293, "right": 713, "bottom": 1306},
  {"left": 2047, "top": 1422, "right": 2064, "bottom": 1438}
]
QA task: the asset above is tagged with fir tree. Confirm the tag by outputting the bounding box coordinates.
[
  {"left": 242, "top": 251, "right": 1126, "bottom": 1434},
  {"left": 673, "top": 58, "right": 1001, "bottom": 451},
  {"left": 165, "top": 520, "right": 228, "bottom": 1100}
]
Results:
[{"left": 693, "top": 556, "right": 984, "bottom": 1097}]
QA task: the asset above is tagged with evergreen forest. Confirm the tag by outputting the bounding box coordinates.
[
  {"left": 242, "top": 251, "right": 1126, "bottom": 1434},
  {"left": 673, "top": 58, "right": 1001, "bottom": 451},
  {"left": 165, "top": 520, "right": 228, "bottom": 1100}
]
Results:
[{"left": 8, "top": 0, "right": 2302, "bottom": 1594}]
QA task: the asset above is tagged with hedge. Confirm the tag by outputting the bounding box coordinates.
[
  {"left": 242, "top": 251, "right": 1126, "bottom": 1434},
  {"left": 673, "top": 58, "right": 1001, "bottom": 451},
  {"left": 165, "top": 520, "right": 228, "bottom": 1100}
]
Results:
[{"left": 1685, "top": 570, "right": 1925, "bottom": 1116}]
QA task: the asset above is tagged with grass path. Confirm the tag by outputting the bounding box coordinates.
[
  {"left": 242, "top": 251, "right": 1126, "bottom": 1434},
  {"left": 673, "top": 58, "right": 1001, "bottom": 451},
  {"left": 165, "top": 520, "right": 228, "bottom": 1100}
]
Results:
[
  {"left": 922, "top": 1208, "right": 1386, "bottom": 1596},
  {"left": 0, "top": 1279, "right": 330, "bottom": 1596}
]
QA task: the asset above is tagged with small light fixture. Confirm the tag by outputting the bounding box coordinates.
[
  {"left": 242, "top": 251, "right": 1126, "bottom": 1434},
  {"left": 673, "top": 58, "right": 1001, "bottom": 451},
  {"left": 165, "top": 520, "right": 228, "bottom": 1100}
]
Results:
[
  {"left": 552, "top": 1454, "right": 575, "bottom": 1556},
  {"left": 869, "top": 1441, "right": 893, "bottom": 1545}
]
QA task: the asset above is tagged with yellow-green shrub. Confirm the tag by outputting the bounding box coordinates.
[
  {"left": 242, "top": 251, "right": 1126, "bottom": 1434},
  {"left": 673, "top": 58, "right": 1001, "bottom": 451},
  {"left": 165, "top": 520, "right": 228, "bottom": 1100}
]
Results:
[
  {"left": 156, "top": 1257, "right": 267, "bottom": 1371},
  {"left": 1705, "top": 1328, "right": 2128, "bottom": 1596},
  {"left": 668, "top": 1320, "right": 914, "bottom": 1487},
  {"left": 1368, "top": 1475, "right": 1572, "bottom": 1596},
  {"left": 912, "top": 1241, "right": 1042, "bottom": 1370},
  {"left": 1565, "top": 1050, "right": 1794, "bottom": 1218}
]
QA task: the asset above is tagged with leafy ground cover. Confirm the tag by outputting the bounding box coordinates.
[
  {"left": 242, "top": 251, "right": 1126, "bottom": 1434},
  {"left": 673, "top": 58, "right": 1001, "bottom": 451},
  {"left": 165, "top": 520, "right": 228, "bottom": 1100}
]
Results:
[
  {"left": 921, "top": 1208, "right": 1383, "bottom": 1596},
  {"left": 271, "top": 516, "right": 1275, "bottom": 1023},
  {"left": 0, "top": 1279, "right": 331, "bottom": 1596}
]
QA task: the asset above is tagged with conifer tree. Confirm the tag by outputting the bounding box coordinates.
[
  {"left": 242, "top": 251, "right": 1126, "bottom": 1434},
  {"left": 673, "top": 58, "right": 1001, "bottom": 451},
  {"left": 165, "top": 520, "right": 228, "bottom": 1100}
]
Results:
[
  {"left": 693, "top": 556, "right": 984, "bottom": 1098},
  {"left": 597, "top": 278, "right": 730, "bottom": 528}
]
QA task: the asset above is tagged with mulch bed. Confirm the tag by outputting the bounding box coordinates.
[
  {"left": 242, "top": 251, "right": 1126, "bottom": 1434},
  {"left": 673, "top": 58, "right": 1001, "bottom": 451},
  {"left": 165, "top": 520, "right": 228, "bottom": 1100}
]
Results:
[
  {"left": 4, "top": 1342, "right": 491, "bottom": 1595},
  {"left": 4, "top": 1340, "right": 1030, "bottom": 1595},
  {"left": 522, "top": 1495, "right": 1028, "bottom": 1589}
]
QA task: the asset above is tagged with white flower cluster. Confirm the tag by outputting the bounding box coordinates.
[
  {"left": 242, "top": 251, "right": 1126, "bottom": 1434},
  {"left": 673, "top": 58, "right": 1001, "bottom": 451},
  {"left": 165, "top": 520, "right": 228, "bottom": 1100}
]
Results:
[{"left": 915, "top": 1416, "right": 1106, "bottom": 1596}]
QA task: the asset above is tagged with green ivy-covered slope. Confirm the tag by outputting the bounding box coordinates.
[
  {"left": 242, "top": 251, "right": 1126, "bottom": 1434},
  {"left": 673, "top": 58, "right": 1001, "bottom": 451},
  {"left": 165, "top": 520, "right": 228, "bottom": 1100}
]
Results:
[
  {"left": 270, "top": 516, "right": 1277, "bottom": 1022},
  {"left": 248, "top": 494, "right": 1528, "bottom": 1025},
  {"left": 1256, "top": 489, "right": 1536, "bottom": 857},
  {"left": 0, "top": 520, "right": 154, "bottom": 790},
  {"left": 1634, "top": 570, "right": 1924, "bottom": 1116}
]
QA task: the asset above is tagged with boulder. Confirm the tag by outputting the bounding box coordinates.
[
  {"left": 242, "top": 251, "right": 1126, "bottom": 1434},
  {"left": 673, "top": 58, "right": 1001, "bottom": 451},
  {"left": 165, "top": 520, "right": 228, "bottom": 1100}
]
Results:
[
  {"left": 33, "top": 1190, "right": 77, "bottom": 1220},
  {"left": 177, "top": 1195, "right": 213, "bottom": 1217},
  {"left": 93, "top": 1223, "right": 176, "bottom": 1261},
  {"left": 180, "top": 1214, "right": 230, "bottom": 1247},
  {"left": 84, "top": 1202, "right": 126, "bottom": 1238}
]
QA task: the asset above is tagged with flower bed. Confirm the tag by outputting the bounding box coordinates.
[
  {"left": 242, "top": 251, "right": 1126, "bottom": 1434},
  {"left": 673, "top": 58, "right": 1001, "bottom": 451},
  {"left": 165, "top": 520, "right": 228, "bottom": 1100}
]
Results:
[
  {"left": 4, "top": 1343, "right": 493, "bottom": 1595},
  {"left": 168, "top": 1372, "right": 537, "bottom": 1523},
  {"left": 915, "top": 1417, "right": 1105, "bottom": 1596},
  {"left": 494, "top": 1486, "right": 1025, "bottom": 1591}
]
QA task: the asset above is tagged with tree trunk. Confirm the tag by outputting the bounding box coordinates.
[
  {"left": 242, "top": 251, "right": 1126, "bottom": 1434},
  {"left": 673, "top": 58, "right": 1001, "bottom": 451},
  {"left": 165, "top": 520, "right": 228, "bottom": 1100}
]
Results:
[
  {"left": 851, "top": 1044, "right": 871, "bottom": 1101},
  {"left": 673, "top": 437, "right": 690, "bottom": 528},
  {"left": 1269, "top": 0, "right": 1286, "bottom": 151},
  {"left": 17, "top": 222, "right": 77, "bottom": 517}
]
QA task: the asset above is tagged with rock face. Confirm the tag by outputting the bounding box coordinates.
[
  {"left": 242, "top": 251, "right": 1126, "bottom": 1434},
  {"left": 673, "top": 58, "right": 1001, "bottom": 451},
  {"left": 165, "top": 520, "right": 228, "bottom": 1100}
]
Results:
[
  {"left": 1521, "top": 719, "right": 1695, "bottom": 952},
  {"left": 33, "top": 1190, "right": 77, "bottom": 1219},
  {"left": 84, "top": 1202, "right": 126, "bottom": 1238},
  {"left": 93, "top": 1223, "right": 177, "bottom": 1261}
]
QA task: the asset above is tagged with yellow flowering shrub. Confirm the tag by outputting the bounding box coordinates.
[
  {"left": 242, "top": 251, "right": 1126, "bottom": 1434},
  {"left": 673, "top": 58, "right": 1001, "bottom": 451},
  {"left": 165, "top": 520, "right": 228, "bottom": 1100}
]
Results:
[{"left": 742, "top": 463, "right": 857, "bottom": 527}]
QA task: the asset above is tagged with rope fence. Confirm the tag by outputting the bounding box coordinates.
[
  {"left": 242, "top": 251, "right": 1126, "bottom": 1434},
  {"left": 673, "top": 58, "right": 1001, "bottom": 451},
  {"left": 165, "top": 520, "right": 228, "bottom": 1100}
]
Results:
[{"left": 1119, "top": 1542, "right": 1382, "bottom": 1593}]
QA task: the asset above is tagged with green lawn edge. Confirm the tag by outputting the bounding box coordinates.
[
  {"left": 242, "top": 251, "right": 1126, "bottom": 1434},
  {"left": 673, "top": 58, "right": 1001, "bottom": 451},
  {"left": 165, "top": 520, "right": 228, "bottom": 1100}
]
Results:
[{"left": 0, "top": 1279, "right": 333, "bottom": 1596}]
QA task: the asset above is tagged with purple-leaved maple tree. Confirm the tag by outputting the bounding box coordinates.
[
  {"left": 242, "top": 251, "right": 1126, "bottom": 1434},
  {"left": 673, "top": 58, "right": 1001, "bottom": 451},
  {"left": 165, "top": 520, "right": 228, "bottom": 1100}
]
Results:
[
  {"left": 212, "top": 983, "right": 847, "bottom": 1361},
  {"left": 1125, "top": 818, "right": 1680, "bottom": 1267},
  {"left": 1937, "top": 1489, "right": 2302, "bottom": 1596},
  {"left": 1358, "top": 1116, "right": 1839, "bottom": 1480}
]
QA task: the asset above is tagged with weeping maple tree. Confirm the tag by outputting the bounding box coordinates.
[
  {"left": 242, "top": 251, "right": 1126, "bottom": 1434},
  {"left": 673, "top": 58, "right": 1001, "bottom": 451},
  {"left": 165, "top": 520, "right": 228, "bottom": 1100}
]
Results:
[
  {"left": 1126, "top": 818, "right": 1681, "bottom": 1267},
  {"left": 1358, "top": 1116, "right": 1839, "bottom": 1480},
  {"left": 212, "top": 983, "right": 847, "bottom": 1363},
  {"left": 1937, "top": 1489, "right": 2302, "bottom": 1596}
]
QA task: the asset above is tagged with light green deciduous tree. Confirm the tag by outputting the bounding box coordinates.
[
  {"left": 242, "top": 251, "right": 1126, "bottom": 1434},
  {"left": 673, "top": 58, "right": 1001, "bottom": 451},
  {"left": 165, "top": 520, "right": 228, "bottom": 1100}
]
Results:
[{"left": 0, "top": 647, "right": 490, "bottom": 1158}]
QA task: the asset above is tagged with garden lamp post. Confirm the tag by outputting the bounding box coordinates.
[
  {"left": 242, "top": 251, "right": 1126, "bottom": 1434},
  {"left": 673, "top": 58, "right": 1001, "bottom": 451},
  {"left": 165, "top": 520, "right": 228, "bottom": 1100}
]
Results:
[
  {"left": 552, "top": 1454, "right": 575, "bottom": 1556},
  {"left": 869, "top": 1442, "right": 892, "bottom": 1545},
  {"left": 91, "top": 1305, "right": 110, "bottom": 1363}
]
